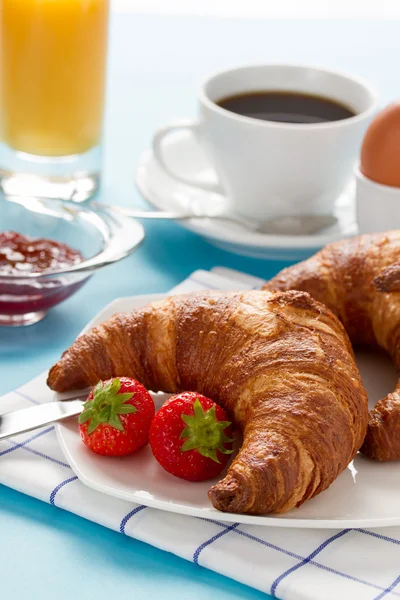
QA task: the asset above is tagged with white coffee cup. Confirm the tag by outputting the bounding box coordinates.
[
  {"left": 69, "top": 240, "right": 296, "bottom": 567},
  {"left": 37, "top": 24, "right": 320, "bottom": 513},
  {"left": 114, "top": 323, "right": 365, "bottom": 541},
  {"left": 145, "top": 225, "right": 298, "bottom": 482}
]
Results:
[{"left": 153, "top": 64, "right": 378, "bottom": 224}]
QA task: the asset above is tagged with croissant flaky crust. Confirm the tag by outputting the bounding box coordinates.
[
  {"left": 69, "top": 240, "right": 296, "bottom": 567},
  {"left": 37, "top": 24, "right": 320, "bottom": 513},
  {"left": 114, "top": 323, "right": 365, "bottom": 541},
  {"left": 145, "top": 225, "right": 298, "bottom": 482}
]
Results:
[
  {"left": 48, "top": 290, "right": 368, "bottom": 515},
  {"left": 263, "top": 230, "right": 400, "bottom": 461}
]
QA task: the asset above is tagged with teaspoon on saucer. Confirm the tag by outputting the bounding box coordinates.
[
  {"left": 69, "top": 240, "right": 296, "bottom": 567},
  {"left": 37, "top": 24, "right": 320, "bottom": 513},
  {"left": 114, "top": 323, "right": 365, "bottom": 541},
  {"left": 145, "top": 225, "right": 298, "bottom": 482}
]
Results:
[{"left": 90, "top": 201, "right": 337, "bottom": 236}]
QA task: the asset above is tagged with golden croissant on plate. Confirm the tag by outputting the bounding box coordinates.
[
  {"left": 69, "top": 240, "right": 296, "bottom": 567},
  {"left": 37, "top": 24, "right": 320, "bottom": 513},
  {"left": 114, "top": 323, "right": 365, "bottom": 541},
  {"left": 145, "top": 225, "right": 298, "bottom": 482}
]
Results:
[
  {"left": 263, "top": 230, "right": 400, "bottom": 462},
  {"left": 48, "top": 290, "right": 368, "bottom": 515}
]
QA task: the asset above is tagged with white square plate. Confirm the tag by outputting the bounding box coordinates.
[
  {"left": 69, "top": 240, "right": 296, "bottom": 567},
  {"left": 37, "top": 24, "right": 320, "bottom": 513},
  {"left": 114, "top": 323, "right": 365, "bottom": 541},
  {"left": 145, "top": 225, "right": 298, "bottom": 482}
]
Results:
[{"left": 56, "top": 294, "right": 400, "bottom": 528}]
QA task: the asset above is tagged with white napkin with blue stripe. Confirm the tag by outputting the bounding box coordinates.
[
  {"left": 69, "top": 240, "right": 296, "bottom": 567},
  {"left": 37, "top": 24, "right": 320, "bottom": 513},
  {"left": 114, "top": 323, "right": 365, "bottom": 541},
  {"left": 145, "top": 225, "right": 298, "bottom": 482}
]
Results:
[{"left": 1, "top": 268, "right": 400, "bottom": 600}]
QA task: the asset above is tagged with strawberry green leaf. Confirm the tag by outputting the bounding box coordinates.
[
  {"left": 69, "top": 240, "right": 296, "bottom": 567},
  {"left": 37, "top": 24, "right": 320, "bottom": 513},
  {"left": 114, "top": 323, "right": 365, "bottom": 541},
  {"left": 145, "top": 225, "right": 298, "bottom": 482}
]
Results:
[
  {"left": 179, "top": 426, "right": 191, "bottom": 440},
  {"left": 108, "top": 378, "right": 121, "bottom": 395},
  {"left": 108, "top": 414, "right": 124, "bottom": 431},
  {"left": 118, "top": 404, "right": 137, "bottom": 414},
  {"left": 180, "top": 437, "right": 200, "bottom": 452},
  {"left": 181, "top": 414, "right": 194, "bottom": 426},
  {"left": 93, "top": 381, "right": 104, "bottom": 395},
  {"left": 216, "top": 421, "right": 231, "bottom": 430},
  {"left": 88, "top": 416, "right": 100, "bottom": 434},
  {"left": 217, "top": 446, "right": 234, "bottom": 455},
  {"left": 112, "top": 393, "right": 136, "bottom": 404},
  {"left": 78, "top": 410, "right": 92, "bottom": 424},
  {"left": 202, "top": 447, "right": 219, "bottom": 463}
]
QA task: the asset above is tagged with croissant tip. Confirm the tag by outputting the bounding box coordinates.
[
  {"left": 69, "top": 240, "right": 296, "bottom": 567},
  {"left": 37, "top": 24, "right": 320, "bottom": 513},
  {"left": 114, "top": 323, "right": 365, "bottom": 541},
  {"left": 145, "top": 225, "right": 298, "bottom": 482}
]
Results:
[
  {"left": 47, "top": 364, "right": 73, "bottom": 393},
  {"left": 47, "top": 367, "right": 57, "bottom": 391},
  {"left": 208, "top": 475, "right": 248, "bottom": 514}
]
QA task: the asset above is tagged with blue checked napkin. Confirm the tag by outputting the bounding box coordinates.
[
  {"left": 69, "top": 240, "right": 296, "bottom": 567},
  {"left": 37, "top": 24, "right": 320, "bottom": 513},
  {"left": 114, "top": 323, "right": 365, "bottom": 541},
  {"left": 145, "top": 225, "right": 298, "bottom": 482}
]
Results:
[{"left": 1, "top": 268, "right": 400, "bottom": 600}]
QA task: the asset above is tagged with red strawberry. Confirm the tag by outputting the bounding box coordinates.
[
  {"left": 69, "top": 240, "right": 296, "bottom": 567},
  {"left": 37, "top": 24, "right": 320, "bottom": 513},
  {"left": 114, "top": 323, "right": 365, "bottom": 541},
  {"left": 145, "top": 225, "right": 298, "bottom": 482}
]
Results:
[
  {"left": 149, "top": 392, "right": 233, "bottom": 481},
  {"left": 78, "top": 377, "right": 155, "bottom": 456}
]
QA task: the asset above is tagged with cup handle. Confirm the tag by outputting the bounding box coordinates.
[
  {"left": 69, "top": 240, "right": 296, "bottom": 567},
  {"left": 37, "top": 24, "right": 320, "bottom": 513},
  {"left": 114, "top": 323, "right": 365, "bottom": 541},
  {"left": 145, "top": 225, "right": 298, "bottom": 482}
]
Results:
[{"left": 152, "top": 119, "right": 221, "bottom": 193}]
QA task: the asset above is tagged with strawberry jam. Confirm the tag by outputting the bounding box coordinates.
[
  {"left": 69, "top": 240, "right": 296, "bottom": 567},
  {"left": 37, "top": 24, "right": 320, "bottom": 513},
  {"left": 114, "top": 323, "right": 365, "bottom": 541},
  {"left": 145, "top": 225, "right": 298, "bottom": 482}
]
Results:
[
  {"left": 0, "top": 231, "right": 88, "bottom": 325},
  {"left": 0, "top": 231, "right": 83, "bottom": 275}
]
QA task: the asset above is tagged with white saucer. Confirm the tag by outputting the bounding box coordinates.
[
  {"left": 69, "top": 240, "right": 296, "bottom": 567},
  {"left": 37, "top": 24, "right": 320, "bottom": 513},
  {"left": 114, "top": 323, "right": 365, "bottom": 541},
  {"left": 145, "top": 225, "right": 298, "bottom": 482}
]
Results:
[{"left": 136, "top": 131, "right": 358, "bottom": 261}]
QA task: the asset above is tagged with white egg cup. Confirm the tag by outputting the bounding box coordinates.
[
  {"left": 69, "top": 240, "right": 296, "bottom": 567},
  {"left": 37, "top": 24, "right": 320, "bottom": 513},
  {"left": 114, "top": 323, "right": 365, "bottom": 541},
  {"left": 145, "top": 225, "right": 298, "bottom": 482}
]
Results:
[{"left": 356, "top": 167, "right": 400, "bottom": 234}]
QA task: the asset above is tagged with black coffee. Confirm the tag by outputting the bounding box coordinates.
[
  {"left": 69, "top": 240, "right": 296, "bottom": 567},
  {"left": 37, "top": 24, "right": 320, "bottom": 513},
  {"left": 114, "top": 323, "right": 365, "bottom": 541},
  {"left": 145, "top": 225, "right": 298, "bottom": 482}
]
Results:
[{"left": 217, "top": 91, "right": 356, "bottom": 124}]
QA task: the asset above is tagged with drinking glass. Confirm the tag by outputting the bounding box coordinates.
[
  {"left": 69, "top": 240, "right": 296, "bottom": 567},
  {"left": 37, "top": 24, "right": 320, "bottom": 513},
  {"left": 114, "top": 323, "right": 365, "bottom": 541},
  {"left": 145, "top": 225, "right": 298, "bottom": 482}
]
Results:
[{"left": 0, "top": 0, "right": 110, "bottom": 202}]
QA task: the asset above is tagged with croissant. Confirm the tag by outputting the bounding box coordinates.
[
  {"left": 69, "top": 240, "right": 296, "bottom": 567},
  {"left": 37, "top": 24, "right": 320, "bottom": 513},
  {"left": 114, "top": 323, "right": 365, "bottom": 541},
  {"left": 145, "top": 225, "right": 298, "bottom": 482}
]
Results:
[
  {"left": 263, "top": 230, "right": 400, "bottom": 461},
  {"left": 48, "top": 290, "right": 368, "bottom": 515}
]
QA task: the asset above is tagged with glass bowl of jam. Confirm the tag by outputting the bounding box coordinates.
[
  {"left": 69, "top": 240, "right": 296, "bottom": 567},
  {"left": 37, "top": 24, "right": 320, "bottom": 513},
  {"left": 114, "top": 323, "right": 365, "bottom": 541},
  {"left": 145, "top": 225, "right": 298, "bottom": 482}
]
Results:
[{"left": 0, "top": 195, "right": 145, "bottom": 326}]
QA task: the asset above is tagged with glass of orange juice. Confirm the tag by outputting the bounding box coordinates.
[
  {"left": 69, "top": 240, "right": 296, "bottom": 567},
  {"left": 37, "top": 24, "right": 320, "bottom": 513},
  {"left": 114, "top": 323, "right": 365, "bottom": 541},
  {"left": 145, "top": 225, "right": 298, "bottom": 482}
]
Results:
[{"left": 0, "top": 0, "right": 109, "bottom": 201}]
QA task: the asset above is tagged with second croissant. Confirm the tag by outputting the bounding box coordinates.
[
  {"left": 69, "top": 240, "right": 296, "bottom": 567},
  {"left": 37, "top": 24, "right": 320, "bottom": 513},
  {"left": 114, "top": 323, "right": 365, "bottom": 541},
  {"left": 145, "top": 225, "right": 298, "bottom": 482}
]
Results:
[{"left": 263, "top": 230, "right": 400, "bottom": 462}]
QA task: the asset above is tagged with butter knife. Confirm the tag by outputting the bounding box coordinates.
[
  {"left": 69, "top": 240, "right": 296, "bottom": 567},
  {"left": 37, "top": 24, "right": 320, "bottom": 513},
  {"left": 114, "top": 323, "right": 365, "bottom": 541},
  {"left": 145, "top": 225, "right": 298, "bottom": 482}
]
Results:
[{"left": 0, "top": 398, "right": 85, "bottom": 440}]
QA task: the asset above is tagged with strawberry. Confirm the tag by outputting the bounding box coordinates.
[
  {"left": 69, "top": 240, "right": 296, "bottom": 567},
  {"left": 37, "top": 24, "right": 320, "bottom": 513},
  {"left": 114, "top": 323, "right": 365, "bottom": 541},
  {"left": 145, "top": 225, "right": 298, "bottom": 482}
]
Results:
[
  {"left": 149, "top": 392, "right": 234, "bottom": 481},
  {"left": 78, "top": 377, "right": 155, "bottom": 456}
]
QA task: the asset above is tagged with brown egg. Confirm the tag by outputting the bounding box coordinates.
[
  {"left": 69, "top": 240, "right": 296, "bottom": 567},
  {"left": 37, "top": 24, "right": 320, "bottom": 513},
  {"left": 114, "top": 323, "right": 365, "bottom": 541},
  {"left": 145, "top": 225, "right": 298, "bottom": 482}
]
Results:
[{"left": 360, "top": 101, "right": 400, "bottom": 187}]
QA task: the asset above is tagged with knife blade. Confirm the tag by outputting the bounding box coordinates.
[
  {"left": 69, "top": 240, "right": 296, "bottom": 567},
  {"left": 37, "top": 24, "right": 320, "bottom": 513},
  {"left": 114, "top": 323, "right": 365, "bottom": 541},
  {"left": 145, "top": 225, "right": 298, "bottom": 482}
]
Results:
[{"left": 0, "top": 398, "right": 85, "bottom": 440}]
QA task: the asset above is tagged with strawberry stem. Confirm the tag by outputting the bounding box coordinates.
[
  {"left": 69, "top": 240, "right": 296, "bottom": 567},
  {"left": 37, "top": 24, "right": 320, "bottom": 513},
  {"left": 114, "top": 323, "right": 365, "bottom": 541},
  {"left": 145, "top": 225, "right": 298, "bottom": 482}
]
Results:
[
  {"left": 78, "top": 378, "right": 137, "bottom": 434},
  {"left": 180, "top": 398, "right": 233, "bottom": 463}
]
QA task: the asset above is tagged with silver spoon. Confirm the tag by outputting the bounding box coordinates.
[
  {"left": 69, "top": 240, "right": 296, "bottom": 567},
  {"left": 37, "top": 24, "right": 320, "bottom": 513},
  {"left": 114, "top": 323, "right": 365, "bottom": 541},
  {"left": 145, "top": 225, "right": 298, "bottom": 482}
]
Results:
[{"left": 91, "top": 201, "right": 337, "bottom": 236}]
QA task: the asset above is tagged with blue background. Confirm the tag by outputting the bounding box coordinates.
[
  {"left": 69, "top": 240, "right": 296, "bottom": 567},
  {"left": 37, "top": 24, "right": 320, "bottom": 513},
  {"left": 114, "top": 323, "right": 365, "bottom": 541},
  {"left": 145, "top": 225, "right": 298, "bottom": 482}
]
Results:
[{"left": 0, "top": 12, "right": 397, "bottom": 599}]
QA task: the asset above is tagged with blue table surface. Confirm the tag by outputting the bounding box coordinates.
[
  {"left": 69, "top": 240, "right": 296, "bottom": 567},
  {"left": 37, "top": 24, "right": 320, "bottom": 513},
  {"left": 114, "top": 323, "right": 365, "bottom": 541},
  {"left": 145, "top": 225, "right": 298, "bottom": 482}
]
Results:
[{"left": 1, "top": 12, "right": 398, "bottom": 600}]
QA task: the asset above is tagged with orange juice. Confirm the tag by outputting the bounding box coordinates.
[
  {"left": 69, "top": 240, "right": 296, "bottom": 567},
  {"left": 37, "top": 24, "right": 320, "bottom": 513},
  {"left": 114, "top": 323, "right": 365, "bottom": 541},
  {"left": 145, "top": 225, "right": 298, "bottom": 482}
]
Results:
[{"left": 0, "top": 0, "right": 109, "bottom": 157}]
